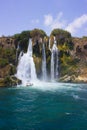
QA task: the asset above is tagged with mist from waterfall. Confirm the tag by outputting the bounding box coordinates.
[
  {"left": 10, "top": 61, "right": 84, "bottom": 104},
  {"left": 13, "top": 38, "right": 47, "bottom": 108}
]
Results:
[
  {"left": 51, "top": 40, "right": 59, "bottom": 81},
  {"left": 42, "top": 43, "right": 47, "bottom": 81},
  {"left": 16, "top": 39, "right": 37, "bottom": 85}
]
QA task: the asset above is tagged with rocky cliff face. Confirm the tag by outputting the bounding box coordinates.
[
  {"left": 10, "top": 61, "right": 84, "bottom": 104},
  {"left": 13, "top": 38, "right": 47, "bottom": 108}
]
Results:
[
  {"left": 0, "top": 36, "right": 19, "bottom": 87},
  {"left": 0, "top": 31, "right": 87, "bottom": 86},
  {"left": 72, "top": 37, "right": 87, "bottom": 61},
  {"left": 0, "top": 36, "right": 15, "bottom": 49},
  {"left": 60, "top": 37, "right": 87, "bottom": 83}
]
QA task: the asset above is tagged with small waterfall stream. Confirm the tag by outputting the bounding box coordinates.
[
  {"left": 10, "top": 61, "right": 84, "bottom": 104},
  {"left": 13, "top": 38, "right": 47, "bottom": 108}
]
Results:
[
  {"left": 16, "top": 43, "right": 20, "bottom": 62},
  {"left": 42, "top": 43, "right": 47, "bottom": 81},
  {"left": 51, "top": 48, "right": 55, "bottom": 80},
  {"left": 51, "top": 41, "right": 59, "bottom": 81},
  {"left": 18, "top": 51, "right": 24, "bottom": 61}
]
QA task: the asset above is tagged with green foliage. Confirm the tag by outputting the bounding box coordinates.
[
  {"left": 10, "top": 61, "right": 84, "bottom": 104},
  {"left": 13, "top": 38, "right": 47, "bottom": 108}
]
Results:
[
  {"left": 14, "top": 30, "right": 31, "bottom": 51},
  {"left": 58, "top": 43, "right": 69, "bottom": 51},
  {"left": 5, "top": 49, "right": 15, "bottom": 62},
  {"left": 14, "top": 29, "right": 47, "bottom": 52},
  {"left": 0, "top": 58, "right": 9, "bottom": 68},
  {"left": 0, "top": 48, "right": 16, "bottom": 65},
  {"left": 66, "top": 40, "right": 74, "bottom": 50},
  {"left": 60, "top": 64, "right": 77, "bottom": 76},
  {"left": 14, "top": 31, "right": 31, "bottom": 40},
  {"left": 60, "top": 52, "right": 80, "bottom": 66},
  {"left": 30, "top": 28, "right": 47, "bottom": 38},
  {"left": 51, "top": 28, "right": 71, "bottom": 38},
  {"left": 60, "top": 52, "right": 80, "bottom": 76},
  {"left": 50, "top": 29, "right": 73, "bottom": 50},
  {"left": 82, "top": 36, "right": 87, "bottom": 39}
]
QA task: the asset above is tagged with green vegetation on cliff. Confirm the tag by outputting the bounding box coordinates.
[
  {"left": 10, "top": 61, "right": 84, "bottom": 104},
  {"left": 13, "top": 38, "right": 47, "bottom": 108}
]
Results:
[
  {"left": 0, "top": 46, "right": 17, "bottom": 86},
  {"left": 14, "top": 29, "right": 47, "bottom": 52},
  {"left": 0, "top": 47, "right": 16, "bottom": 66},
  {"left": 51, "top": 29, "right": 71, "bottom": 38},
  {"left": 0, "top": 28, "right": 87, "bottom": 86},
  {"left": 50, "top": 29, "right": 75, "bottom": 77}
]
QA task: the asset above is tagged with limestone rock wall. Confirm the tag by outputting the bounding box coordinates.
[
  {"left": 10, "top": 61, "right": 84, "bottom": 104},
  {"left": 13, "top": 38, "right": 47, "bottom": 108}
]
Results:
[{"left": 0, "top": 36, "right": 15, "bottom": 49}]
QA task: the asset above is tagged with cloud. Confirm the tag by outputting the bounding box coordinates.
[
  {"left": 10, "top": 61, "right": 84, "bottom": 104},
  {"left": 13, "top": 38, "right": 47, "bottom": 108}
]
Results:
[
  {"left": 51, "top": 12, "right": 66, "bottom": 29},
  {"left": 44, "top": 13, "right": 87, "bottom": 36},
  {"left": 44, "top": 14, "right": 53, "bottom": 26},
  {"left": 31, "top": 19, "right": 39, "bottom": 24},
  {"left": 65, "top": 14, "right": 87, "bottom": 34},
  {"left": 44, "top": 12, "right": 66, "bottom": 30}
]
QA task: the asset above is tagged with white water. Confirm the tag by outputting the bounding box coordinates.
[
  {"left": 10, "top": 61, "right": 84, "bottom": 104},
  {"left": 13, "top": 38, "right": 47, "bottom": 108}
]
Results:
[
  {"left": 56, "top": 50, "right": 59, "bottom": 79},
  {"left": 16, "top": 43, "right": 20, "bottom": 62},
  {"left": 49, "top": 38, "right": 51, "bottom": 50},
  {"left": 16, "top": 39, "right": 37, "bottom": 85},
  {"left": 42, "top": 43, "right": 47, "bottom": 81},
  {"left": 18, "top": 51, "right": 24, "bottom": 61},
  {"left": 30, "top": 81, "right": 83, "bottom": 92},
  {"left": 51, "top": 43, "right": 59, "bottom": 81},
  {"left": 51, "top": 48, "right": 54, "bottom": 81}
]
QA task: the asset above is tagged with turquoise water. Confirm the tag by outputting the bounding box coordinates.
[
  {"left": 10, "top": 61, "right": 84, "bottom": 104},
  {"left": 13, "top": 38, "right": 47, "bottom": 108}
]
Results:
[{"left": 0, "top": 82, "right": 87, "bottom": 130}]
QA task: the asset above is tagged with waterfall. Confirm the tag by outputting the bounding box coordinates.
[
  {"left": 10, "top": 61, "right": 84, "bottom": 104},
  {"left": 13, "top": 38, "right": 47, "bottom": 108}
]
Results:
[
  {"left": 51, "top": 49, "right": 55, "bottom": 80},
  {"left": 49, "top": 38, "right": 51, "bottom": 50},
  {"left": 51, "top": 43, "right": 59, "bottom": 81},
  {"left": 16, "top": 39, "right": 37, "bottom": 84},
  {"left": 55, "top": 50, "right": 59, "bottom": 79},
  {"left": 42, "top": 43, "right": 47, "bottom": 81},
  {"left": 18, "top": 51, "right": 24, "bottom": 61},
  {"left": 16, "top": 43, "right": 20, "bottom": 62}
]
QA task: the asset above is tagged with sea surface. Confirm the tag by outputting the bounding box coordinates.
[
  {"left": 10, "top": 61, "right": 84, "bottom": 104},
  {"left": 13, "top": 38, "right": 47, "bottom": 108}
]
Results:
[{"left": 0, "top": 82, "right": 87, "bottom": 130}]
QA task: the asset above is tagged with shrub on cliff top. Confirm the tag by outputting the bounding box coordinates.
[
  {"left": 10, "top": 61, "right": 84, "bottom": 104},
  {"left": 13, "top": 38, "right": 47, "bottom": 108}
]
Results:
[
  {"left": 50, "top": 28, "right": 71, "bottom": 38},
  {"left": 30, "top": 29, "right": 47, "bottom": 38},
  {"left": 14, "top": 29, "right": 47, "bottom": 52},
  {"left": 14, "top": 30, "right": 31, "bottom": 51},
  {"left": 50, "top": 29, "right": 73, "bottom": 50}
]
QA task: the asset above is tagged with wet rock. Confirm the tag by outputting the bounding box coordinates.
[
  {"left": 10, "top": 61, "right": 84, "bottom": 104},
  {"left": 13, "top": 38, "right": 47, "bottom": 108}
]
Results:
[
  {"left": 59, "top": 75, "right": 76, "bottom": 83},
  {"left": 0, "top": 76, "right": 21, "bottom": 87}
]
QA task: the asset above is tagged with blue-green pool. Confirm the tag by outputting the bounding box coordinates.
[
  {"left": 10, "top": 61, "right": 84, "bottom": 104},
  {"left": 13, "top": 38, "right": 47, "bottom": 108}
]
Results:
[{"left": 0, "top": 82, "right": 87, "bottom": 130}]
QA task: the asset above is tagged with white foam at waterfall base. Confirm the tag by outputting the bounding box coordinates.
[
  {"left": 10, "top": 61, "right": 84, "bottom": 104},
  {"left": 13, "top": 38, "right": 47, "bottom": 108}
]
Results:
[
  {"left": 16, "top": 39, "right": 37, "bottom": 85},
  {"left": 31, "top": 81, "right": 82, "bottom": 91}
]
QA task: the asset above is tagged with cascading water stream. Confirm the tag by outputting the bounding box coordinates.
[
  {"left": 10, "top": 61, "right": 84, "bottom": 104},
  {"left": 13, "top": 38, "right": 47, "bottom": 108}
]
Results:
[
  {"left": 51, "top": 49, "right": 55, "bottom": 81},
  {"left": 18, "top": 51, "right": 24, "bottom": 61},
  {"left": 16, "top": 43, "right": 20, "bottom": 62},
  {"left": 51, "top": 42, "right": 59, "bottom": 81},
  {"left": 55, "top": 50, "right": 59, "bottom": 79},
  {"left": 49, "top": 38, "right": 51, "bottom": 51},
  {"left": 42, "top": 43, "right": 47, "bottom": 81},
  {"left": 16, "top": 39, "right": 37, "bottom": 85}
]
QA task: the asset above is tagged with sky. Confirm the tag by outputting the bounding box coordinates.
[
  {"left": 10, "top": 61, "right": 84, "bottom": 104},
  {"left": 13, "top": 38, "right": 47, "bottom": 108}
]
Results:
[{"left": 0, "top": 0, "right": 87, "bottom": 37}]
